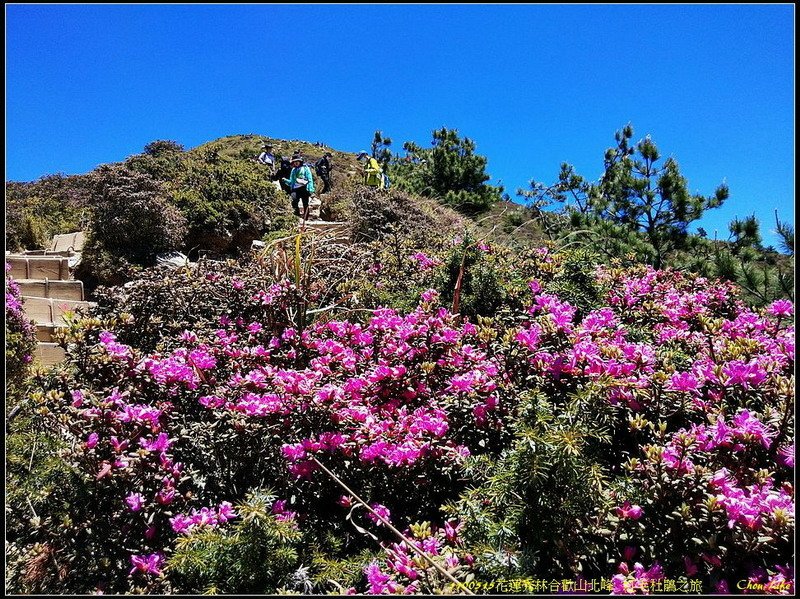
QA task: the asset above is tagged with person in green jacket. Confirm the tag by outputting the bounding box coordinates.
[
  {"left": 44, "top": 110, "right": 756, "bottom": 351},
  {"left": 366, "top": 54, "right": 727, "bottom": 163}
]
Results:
[
  {"left": 357, "top": 151, "right": 384, "bottom": 188},
  {"left": 283, "top": 154, "right": 316, "bottom": 217}
]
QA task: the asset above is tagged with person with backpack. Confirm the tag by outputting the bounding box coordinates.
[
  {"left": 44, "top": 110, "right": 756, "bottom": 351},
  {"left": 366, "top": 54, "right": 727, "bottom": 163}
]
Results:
[
  {"left": 357, "top": 150, "right": 384, "bottom": 188},
  {"left": 315, "top": 152, "right": 333, "bottom": 194},
  {"left": 273, "top": 156, "right": 293, "bottom": 193},
  {"left": 282, "top": 154, "right": 315, "bottom": 218}
]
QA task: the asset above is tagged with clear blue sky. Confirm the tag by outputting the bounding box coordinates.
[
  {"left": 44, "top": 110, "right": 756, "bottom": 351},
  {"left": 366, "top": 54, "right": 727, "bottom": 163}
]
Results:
[{"left": 5, "top": 4, "right": 795, "bottom": 248}]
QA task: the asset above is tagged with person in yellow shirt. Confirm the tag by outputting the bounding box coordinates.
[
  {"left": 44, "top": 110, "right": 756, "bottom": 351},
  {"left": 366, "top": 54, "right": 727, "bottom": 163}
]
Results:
[{"left": 357, "top": 151, "right": 384, "bottom": 188}]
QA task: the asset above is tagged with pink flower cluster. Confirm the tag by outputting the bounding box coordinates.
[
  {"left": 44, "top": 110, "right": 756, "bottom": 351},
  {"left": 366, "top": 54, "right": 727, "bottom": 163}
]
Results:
[
  {"left": 709, "top": 469, "right": 794, "bottom": 531},
  {"left": 611, "top": 561, "right": 664, "bottom": 595},
  {"left": 252, "top": 279, "right": 300, "bottom": 307},
  {"left": 5, "top": 264, "right": 36, "bottom": 362},
  {"left": 186, "top": 301, "right": 503, "bottom": 479},
  {"left": 129, "top": 552, "right": 164, "bottom": 576},
  {"left": 363, "top": 519, "right": 470, "bottom": 594},
  {"left": 514, "top": 266, "right": 793, "bottom": 418},
  {"left": 409, "top": 252, "right": 443, "bottom": 272},
  {"left": 170, "top": 501, "right": 237, "bottom": 535},
  {"left": 98, "top": 330, "right": 132, "bottom": 360},
  {"left": 271, "top": 499, "right": 297, "bottom": 523},
  {"left": 52, "top": 260, "right": 792, "bottom": 591},
  {"left": 515, "top": 294, "right": 657, "bottom": 409},
  {"left": 6, "top": 264, "right": 23, "bottom": 313}
]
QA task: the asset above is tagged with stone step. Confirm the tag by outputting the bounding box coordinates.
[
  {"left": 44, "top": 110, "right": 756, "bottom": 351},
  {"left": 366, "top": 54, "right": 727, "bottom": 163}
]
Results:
[
  {"left": 7, "top": 255, "right": 71, "bottom": 281},
  {"left": 21, "top": 296, "right": 93, "bottom": 327},
  {"left": 35, "top": 343, "right": 66, "bottom": 368},
  {"left": 302, "top": 221, "right": 350, "bottom": 239},
  {"left": 16, "top": 279, "right": 84, "bottom": 301}
]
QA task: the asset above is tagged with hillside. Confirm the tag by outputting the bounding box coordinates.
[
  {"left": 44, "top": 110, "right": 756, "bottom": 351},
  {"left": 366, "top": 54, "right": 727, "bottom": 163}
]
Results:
[
  {"left": 6, "top": 131, "right": 793, "bottom": 307},
  {"left": 5, "top": 133, "right": 796, "bottom": 595}
]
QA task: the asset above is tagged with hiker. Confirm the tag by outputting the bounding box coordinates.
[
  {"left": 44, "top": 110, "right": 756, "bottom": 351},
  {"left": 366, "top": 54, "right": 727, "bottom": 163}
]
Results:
[
  {"left": 315, "top": 152, "right": 333, "bottom": 194},
  {"left": 357, "top": 150, "right": 384, "bottom": 188},
  {"left": 273, "top": 156, "right": 293, "bottom": 193},
  {"left": 256, "top": 142, "right": 275, "bottom": 175},
  {"left": 282, "top": 154, "right": 315, "bottom": 217}
]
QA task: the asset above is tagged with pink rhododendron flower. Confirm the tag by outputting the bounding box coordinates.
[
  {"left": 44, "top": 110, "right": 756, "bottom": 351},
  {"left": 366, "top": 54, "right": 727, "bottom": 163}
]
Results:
[
  {"left": 129, "top": 553, "right": 164, "bottom": 576},
  {"left": 766, "top": 299, "right": 793, "bottom": 318},
  {"left": 125, "top": 493, "right": 144, "bottom": 512},
  {"left": 409, "top": 252, "right": 442, "bottom": 272},
  {"left": 616, "top": 501, "right": 643, "bottom": 520},
  {"left": 668, "top": 371, "right": 700, "bottom": 393},
  {"left": 367, "top": 503, "right": 391, "bottom": 526},
  {"left": 217, "top": 501, "right": 236, "bottom": 523},
  {"left": 777, "top": 445, "right": 794, "bottom": 468},
  {"left": 139, "top": 433, "right": 172, "bottom": 453},
  {"left": 420, "top": 289, "right": 439, "bottom": 303}
]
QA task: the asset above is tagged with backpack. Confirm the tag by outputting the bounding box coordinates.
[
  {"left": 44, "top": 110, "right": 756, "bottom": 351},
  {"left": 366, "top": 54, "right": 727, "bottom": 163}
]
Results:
[{"left": 315, "top": 158, "right": 327, "bottom": 176}]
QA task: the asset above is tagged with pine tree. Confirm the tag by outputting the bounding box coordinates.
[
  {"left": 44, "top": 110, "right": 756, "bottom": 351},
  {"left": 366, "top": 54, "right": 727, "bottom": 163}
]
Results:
[
  {"left": 522, "top": 124, "right": 729, "bottom": 268},
  {"left": 392, "top": 127, "right": 502, "bottom": 215},
  {"left": 371, "top": 130, "right": 393, "bottom": 172}
]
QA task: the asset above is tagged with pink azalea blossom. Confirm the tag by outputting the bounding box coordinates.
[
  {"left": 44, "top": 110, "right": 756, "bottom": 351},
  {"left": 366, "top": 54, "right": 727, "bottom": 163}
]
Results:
[
  {"left": 125, "top": 493, "right": 144, "bottom": 512},
  {"left": 129, "top": 553, "right": 164, "bottom": 576},
  {"left": 616, "top": 501, "right": 643, "bottom": 520}
]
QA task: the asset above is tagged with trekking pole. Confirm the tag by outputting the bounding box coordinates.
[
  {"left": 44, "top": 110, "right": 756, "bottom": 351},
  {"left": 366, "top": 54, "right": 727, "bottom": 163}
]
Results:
[{"left": 309, "top": 456, "right": 475, "bottom": 595}]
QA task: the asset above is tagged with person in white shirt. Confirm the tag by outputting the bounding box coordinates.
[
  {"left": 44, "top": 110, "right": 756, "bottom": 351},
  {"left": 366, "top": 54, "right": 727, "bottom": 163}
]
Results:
[{"left": 256, "top": 142, "right": 275, "bottom": 174}]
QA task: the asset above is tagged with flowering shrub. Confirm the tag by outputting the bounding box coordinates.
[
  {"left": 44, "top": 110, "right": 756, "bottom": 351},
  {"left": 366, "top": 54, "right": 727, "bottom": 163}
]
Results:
[
  {"left": 456, "top": 264, "right": 794, "bottom": 592},
  {"left": 6, "top": 253, "right": 794, "bottom": 594},
  {"left": 5, "top": 264, "right": 37, "bottom": 397},
  {"left": 362, "top": 519, "right": 475, "bottom": 594}
]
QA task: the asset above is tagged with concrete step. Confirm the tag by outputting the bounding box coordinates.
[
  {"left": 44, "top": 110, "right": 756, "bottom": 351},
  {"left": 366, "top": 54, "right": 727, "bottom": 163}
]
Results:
[
  {"left": 35, "top": 342, "right": 66, "bottom": 367},
  {"left": 49, "top": 231, "right": 85, "bottom": 253},
  {"left": 7, "top": 255, "right": 71, "bottom": 281},
  {"left": 35, "top": 324, "right": 58, "bottom": 343},
  {"left": 17, "top": 279, "right": 84, "bottom": 301},
  {"left": 21, "top": 296, "right": 93, "bottom": 326},
  {"left": 302, "top": 220, "right": 349, "bottom": 231}
]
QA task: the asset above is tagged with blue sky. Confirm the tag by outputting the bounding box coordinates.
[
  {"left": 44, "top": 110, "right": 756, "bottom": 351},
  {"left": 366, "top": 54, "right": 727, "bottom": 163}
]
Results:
[{"left": 5, "top": 4, "right": 795, "bottom": 248}]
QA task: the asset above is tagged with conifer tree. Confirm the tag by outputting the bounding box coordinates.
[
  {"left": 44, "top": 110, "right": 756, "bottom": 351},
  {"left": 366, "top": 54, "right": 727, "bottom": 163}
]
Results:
[
  {"left": 523, "top": 124, "right": 729, "bottom": 268},
  {"left": 371, "top": 130, "right": 393, "bottom": 172},
  {"left": 393, "top": 127, "right": 502, "bottom": 215}
]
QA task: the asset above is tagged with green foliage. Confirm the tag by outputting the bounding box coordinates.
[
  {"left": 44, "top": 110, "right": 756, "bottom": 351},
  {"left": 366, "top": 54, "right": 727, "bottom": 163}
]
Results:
[
  {"left": 76, "top": 165, "right": 186, "bottom": 288},
  {"left": 523, "top": 124, "right": 729, "bottom": 269},
  {"left": 449, "top": 388, "right": 618, "bottom": 581},
  {"left": 5, "top": 174, "right": 89, "bottom": 251},
  {"left": 773, "top": 210, "right": 794, "bottom": 257},
  {"left": 126, "top": 140, "right": 187, "bottom": 182},
  {"left": 347, "top": 186, "right": 463, "bottom": 245},
  {"left": 170, "top": 157, "right": 281, "bottom": 255},
  {"left": 91, "top": 257, "right": 296, "bottom": 353},
  {"left": 728, "top": 214, "right": 762, "bottom": 253},
  {"left": 168, "top": 490, "right": 304, "bottom": 594},
  {"left": 84, "top": 164, "right": 187, "bottom": 264},
  {"left": 370, "top": 130, "right": 393, "bottom": 172},
  {"left": 435, "top": 237, "right": 512, "bottom": 319},
  {"left": 391, "top": 127, "right": 503, "bottom": 215}
]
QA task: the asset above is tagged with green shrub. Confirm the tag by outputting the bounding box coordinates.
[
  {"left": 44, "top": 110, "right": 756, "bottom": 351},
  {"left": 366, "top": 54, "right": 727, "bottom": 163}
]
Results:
[
  {"left": 5, "top": 174, "right": 89, "bottom": 251},
  {"left": 84, "top": 165, "right": 187, "bottom": 264}
]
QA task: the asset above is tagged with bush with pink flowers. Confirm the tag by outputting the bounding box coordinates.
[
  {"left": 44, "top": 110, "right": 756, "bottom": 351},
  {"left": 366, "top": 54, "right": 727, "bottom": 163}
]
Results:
[
  {"left": 5, "top": 246, "right": 793, "bottom": 594},
  {"left": 5, "top": 264, "right": 37, "bottom": 399}
]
